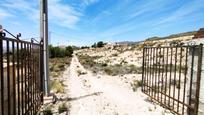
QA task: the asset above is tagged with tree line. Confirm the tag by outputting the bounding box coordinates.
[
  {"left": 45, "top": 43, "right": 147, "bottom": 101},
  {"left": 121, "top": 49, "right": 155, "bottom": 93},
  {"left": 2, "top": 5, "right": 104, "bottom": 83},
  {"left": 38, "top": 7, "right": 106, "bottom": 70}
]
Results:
[{"left": 49, "top": 45, "right": 73, "bottom": 58}]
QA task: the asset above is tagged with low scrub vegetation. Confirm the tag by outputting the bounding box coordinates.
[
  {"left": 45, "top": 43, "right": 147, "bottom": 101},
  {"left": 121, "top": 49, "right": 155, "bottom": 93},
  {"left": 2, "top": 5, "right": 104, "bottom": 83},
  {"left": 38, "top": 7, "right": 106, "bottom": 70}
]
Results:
[
  {"left": 43, "top": 106, "right": 53, "bottom": 115},
  {"left": 49, "top": 57, "right": 71, "bottom": 77},
  {"left": 104, "top": 64, "right": 142, "bottom": 76},
  {"left": 78, "top": 54, "right": 142, "bottom": 76},
  {"left": 50, "top": 80, "right": 65, "bottom": 93},
  {"left": 58, "top": 102, "right": 69, "bottom": 113},
  {"left": 131, "top": 80, "right": 142, "bottom": 91},
  {"left": 77, "top": 69, "right": 87, "bottom": 76}
]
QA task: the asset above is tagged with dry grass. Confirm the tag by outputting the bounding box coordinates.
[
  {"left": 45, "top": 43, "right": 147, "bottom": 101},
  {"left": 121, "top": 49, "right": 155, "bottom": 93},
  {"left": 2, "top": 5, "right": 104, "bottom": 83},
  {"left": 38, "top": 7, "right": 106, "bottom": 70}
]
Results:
[
  {"left": 49, "top": 57, "right": 71, "bottom": 77},
  {"left": 50, "top": 80, "right": 65, "bottom": 93}
]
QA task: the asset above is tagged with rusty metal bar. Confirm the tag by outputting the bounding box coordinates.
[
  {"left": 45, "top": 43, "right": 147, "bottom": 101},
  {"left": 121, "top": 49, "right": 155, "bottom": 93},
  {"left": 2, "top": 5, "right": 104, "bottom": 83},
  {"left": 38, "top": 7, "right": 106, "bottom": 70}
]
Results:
[
  {"left": 147, "top": 47, "right": 150, "bottom": 94},
  {"left": 173, "top": 46, "right": 178, "bottom": 110},
  {"left": 16, "top": 39, "right": 20, "bottom": 115},
  {"left": 142, "top": 48, "right": 146, "bottom": 92},
  {"left": 188, "top": 46, "right": 195, "bottom": 110},
  {"left": 0, "top": 33, "right": 4, "bottom": 115},
  {"left": 24, "top": 43, "right": 27, "bottom": 112},
  {"left": 182, "top": 47, "right": 188, "bottom": 114},
  {"left": 161, "top": 48, "right": 165, "bottom": 103},
  {"left": 155, "top": 47, "right": 158, "bottom": 100},
  {"left": 152, "top": 48, "right": 156, "bottom": 99},
  {"left": 194, "top": 44, "right": 203, "bottom": 115},
  {"left": 158, "top": 48, "right": 161, "bottom": 101},
  {"left": 7, "top": 40, "right": 11, "bottom": 115},
  {"left": 12, "top": 41, "right": 16, "bottom": 115},
  {"left": 20, "top": 42, "right": 24, "bottom": 114},
  {"left": 150, "top": 48, "right": 153, "bottom": 97},
  {"left": 168, "top": 47, "right": 173, "bottom": 106},
  {"left": 177, "top": 47, "right": 183, "bottom": 112},
  {"left": 164, "top": 47, "right": 169, "bottom": 104}
]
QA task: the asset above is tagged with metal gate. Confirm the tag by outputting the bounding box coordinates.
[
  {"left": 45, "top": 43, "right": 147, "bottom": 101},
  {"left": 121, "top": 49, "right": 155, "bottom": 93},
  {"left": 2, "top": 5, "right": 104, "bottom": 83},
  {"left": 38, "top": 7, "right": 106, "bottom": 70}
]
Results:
[
  {"left": 0, "top": 30, "right": 44, "bottom": 115},
  {"left": 142, "top": 44, "right": 203, "bottom": 115}
]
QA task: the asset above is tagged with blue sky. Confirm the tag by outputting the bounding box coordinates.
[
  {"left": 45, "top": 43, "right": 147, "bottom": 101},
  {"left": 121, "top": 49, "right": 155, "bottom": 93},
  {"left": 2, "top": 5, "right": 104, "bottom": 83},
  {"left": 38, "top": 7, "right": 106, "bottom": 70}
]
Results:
[{"left": 0, "top": 0, "right": 204, "bottom": 46}]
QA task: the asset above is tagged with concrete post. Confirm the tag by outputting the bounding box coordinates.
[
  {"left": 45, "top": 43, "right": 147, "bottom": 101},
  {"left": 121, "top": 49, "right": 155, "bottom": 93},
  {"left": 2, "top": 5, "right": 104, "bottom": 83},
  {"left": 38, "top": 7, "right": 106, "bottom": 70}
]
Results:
[{"left": 188, "top": 38, "right": 204, "bottom": 115}]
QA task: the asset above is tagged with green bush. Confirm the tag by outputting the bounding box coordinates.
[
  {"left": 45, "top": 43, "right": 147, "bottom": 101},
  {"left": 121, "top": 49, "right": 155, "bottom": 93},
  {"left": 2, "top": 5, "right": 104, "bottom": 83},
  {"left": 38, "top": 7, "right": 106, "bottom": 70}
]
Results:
[
  {"left": 49, "top": 45, "right": 73, "bottom": 58},
  {"left": 101, "top": 63, "right": 108, "bottom": 67},
  {"left": 43, "top": 106, "right": 53, "bottom": 115},
  {"left": 92, "top": 41, "right": 105, "bottom": 48},
  {"left": 58, "top": 102, "right": 68, "bottom": 113}
]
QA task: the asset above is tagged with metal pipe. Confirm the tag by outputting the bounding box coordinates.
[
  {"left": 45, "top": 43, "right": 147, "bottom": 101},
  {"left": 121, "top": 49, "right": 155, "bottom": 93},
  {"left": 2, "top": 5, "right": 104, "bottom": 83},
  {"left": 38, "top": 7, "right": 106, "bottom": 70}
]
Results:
[{"left": 40, "top": 0, "right": 50, "bottom": 96}]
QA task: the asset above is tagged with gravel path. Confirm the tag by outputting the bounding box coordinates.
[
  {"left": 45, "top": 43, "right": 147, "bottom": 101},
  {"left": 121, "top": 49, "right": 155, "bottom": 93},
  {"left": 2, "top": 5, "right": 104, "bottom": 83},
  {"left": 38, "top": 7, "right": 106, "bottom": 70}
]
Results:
[{"left": 67, "top": 56, "right": 172, "bottom": 115}]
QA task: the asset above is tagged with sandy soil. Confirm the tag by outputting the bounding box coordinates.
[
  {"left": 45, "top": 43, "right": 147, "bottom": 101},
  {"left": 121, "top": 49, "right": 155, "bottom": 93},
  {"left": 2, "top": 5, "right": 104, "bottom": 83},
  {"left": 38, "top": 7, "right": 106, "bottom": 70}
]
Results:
[{"left": 67, "top": 55, "right": 172, "bottom": 115}]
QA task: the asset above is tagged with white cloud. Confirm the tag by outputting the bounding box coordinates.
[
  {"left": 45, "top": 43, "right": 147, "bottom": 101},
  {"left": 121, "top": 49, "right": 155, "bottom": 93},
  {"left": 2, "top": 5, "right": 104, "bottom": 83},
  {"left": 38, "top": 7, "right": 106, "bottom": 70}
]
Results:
[
  {"left": 0, "top": 9, "right": 12, "bottom": 19},
  {"left": 1, "top": 0, "right": 95, "bottom": 29},
  {"left": 82, "top": 0, "right": 99, "bottom": 7},
  {"left": 2, "top": 0, "right": 39, "bottom": 22},
  {"left": 48, "top": 0, "right": 99, "bottom": 29},
  {"left": 48, "top": 0, "right": 82, "bottom": 29},
  {"left": 155, "top": 0, "right": 204, "bottom": 26}
]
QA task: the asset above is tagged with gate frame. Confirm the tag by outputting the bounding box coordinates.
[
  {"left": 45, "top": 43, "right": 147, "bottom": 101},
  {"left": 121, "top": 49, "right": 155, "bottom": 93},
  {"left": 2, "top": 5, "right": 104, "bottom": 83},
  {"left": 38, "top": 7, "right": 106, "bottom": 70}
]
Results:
[
  {"left": 0, "top": 30, "right": 44, "bottom": 115},
  {"left": 142, "top": 44, "right": 203, "bottom": 115}
]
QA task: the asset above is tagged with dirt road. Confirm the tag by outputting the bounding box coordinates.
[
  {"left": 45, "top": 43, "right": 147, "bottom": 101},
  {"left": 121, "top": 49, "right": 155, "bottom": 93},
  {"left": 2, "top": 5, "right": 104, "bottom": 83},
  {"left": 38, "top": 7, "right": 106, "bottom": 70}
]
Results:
[{"left": 67, "top": 56, "right": 171, "bottom": 115}]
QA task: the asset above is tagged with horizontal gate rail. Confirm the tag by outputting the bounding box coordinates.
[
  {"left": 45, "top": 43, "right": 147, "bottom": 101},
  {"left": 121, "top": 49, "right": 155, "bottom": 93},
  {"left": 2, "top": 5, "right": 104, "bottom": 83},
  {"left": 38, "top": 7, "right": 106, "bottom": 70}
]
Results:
[
  {"left": 142, "top": 44, "right": 203, "bottom": 115},
  {"left": 0, "top": 31, "right": 44, "bottom": 115}
]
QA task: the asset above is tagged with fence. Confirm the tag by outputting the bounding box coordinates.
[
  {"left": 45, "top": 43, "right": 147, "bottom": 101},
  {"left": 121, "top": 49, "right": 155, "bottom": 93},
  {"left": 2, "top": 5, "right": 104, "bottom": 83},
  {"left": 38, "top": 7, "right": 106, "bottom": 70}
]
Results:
[
  {"left": 0, "top": 31, "right": 44, "bottom": 115},
  {"left": 142, "top": 44, "right": 203, "bottom": 115}
]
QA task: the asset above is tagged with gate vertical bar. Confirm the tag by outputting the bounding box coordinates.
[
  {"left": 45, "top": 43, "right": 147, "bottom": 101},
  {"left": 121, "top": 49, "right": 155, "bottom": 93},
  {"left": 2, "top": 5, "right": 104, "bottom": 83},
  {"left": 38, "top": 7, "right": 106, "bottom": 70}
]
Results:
[
  {"left": 40, "top": 41, "right": 44, "bottom": 104},
  {"left": 0, "top": 31, "right": 4, "bottom": 115},
  {"left": 188, "top": 46, "right": 195, "bottom": 114},
  {"left": 165, "top": 47, "right": 169, "bottom": 104},
  {"left": 16, "top": 38, "right": 20, "bottom": 115},
  {"left": 142, "top": 48, "right": 145, "bottom": 92},
  {"left": 7, "top": 40, "right": 11, "bottom": 115},
  {"left": 12, "top": 41, "right": 16, "bottom": 115},
  {"left": 168, "top": 47, "right": 173, "bottom": 106},
  {"left": 20, "top": 42, "right": 24, "bottom": 114},
  {"left": 195, "top": 44, "right": 203, "bottom": 115},
  {"left": 177, "top": 47, "right": 183, "bottom": 112},
  {"left": 173, "top": 46, "right": 178, "bottom": 109},
  {"left": 182, "top": 47, "right": 188, "bottom": 115},
  {"left": 158, "top": 48, "right": 161, "bottom": 101},
  {"left": 24, "top": 43, "right": 27, "bottom": 112}
]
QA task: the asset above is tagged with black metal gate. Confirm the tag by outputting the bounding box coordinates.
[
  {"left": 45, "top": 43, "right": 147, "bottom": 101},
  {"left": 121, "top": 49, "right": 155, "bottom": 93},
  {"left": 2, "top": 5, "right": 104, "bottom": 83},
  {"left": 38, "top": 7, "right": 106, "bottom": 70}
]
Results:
[
  {"left": 0, "top": 31, "right": 44, "bottom": 115},
  {"left": 142, "top": 44, "right": 203, "bottom": 115}
]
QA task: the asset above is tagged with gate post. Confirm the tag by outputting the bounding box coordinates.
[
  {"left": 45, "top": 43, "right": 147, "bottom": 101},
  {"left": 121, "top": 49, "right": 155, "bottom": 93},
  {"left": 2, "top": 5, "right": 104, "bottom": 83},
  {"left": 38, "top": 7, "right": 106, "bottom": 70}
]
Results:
[
  {"left": 195, "top": 44, "right": 203, "bottom": 115},
  {"left": 40, "top": 40, "right": 44, "bottom": 104},
  {"left": 142, "top": 47, "right": 145, "bottom": 92},
  {"left": 187, "top": 38, "right": 204, "bottom": 115},
  {"left": 0, "top": 25, "right": 4, "bottom": 115}
]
